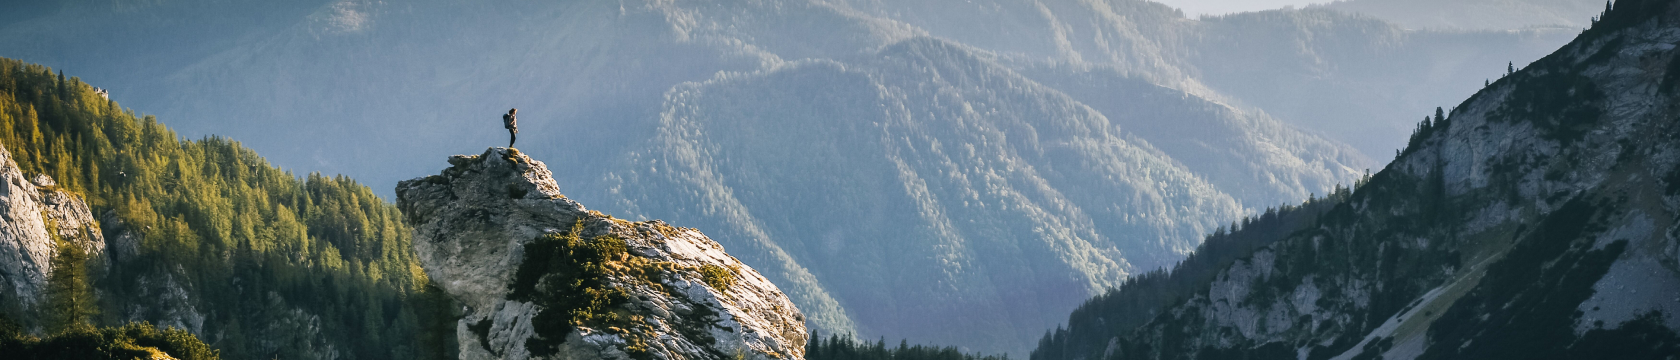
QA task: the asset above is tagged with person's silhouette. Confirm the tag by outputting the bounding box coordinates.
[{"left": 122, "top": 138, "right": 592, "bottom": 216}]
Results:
[{"left": 502, "top": 108, "right": 518, "bottom": 147}]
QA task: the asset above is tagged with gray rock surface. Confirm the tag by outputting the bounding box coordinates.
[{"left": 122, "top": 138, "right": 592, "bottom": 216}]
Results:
[
  {"left": 399, "top": 147, "right": 806, "bottom": 360},
  {"left": 0, "top": 144, "right": 105, "bottom": 331}
]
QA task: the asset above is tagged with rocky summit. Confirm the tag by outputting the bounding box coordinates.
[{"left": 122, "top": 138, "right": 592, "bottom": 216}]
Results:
[{"left": 397, "top": 147, "right": 806, "bottom": 360}]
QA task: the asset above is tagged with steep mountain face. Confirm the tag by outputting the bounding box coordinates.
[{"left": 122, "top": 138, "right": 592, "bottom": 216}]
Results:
[
  {"left": 1033, "top": 1, "right": 1680, "bottom": 359},
  {"left": 398, "top": 148, "right": 805, "bottom": 360},
  {"left": 0, "top": 146, "right": 103, "bottom": 332},
  {"left": 1316, "top": 0, "right": 1605, "bottom": 30}
]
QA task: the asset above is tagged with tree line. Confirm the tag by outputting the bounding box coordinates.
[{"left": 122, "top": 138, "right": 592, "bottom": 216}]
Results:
[{"left": 807, "top": 332, "right": 1010, "bottom": 360}]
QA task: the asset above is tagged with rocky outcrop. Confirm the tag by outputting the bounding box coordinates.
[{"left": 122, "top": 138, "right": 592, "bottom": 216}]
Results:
[
  {"left": 0, "top": 145, "right": 105, "bottom": 330},
  {"left": 398, "top": 147, "right": 806, "bottom": 360}
]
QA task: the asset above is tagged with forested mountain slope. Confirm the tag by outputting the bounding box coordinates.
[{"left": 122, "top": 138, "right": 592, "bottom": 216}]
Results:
[
  {"left": 609, "top": 39, "right": 1242, "bottom": 352},
  {"left": 0, "top": 58, "right": 454, "bottom": 360},
  {"left": 1033, "top": 1, "right": 1680, "bottom": 358}
]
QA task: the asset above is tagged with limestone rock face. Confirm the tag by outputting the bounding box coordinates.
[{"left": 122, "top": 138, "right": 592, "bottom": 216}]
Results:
[
  {"left": 0, "top": 144, "right": 105, "bottom": 329},
  {"left": 398, "top": 147, "right": 806, "bottom": 360}
]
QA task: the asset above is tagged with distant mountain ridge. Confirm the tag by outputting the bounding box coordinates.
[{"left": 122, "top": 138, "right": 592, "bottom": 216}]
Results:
[
  {"left": 1018, "top": 66, "right": 1367, "bottom": 207},
  {"left": 832, "top": 0, "right": 1583, "bottom": 159},
  {"left": 1315, "top": 0, "right": 1606, "bottom": 30},
  {"left": 1032, "top": 0, "right": 1680, "bottom": 358}
]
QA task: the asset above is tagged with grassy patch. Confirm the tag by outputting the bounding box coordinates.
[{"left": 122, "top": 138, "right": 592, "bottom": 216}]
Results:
[{"left": 701, "top": 264, "right": 739, "bottom": 292}]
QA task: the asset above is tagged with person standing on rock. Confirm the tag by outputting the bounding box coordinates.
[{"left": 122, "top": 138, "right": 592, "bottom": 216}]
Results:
[{"left": 502, "top": 108, "right": 518, "bottom": 147}]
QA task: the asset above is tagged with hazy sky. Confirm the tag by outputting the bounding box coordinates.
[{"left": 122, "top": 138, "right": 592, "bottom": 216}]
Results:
[{"left": 1154, "top": 0, "right": 1329, "bottom": 17}]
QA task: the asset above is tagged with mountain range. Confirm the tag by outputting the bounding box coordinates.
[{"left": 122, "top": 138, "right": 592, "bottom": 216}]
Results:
[
  {"left": 0, "top": 0, "right": 1613, "bottom": 356},
  {"left": 1316, "top": 0, "right": 1607, "bottom": 30}
]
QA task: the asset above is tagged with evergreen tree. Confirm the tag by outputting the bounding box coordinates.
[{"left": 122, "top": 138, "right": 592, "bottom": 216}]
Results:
[
  {"left": 46, "top": 239, "right": 96, "bottom": 333},
  {"left": 807, "top": 331, "right": 1009, "bottom": 360}
]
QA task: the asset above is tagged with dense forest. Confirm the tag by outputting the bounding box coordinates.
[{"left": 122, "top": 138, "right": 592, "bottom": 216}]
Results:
[{"left": 0, "top": 57, "right": 456, "bottom": 359}]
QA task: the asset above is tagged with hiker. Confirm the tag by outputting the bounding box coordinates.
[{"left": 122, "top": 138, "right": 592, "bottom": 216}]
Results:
[{"left": 503, "top": 108, "right": 518, "bottom": 147}]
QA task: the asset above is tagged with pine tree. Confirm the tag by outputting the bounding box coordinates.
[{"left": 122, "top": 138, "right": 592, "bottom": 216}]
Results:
[{"left": 46, "top": 236, "right": 97, "bottom": 333}]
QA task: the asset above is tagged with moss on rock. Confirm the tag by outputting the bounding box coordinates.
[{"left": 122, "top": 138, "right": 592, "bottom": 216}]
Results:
[{"left": 510, "top": 217, "right": 728, "bottom": 359}]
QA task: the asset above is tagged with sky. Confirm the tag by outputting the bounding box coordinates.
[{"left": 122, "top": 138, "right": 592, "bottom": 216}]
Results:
[{"left": 1153, "top": 0, "right": 1330, "bottom": 17}]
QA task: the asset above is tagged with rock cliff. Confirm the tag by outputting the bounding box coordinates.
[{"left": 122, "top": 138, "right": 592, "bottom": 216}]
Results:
[
  {"left": 398, "top": 147, "right": 806, "bottom": 360},
  {"left": 0, "top": 144, "right": 104, "bottom": 330}
]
